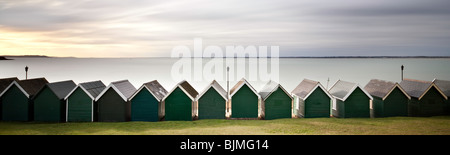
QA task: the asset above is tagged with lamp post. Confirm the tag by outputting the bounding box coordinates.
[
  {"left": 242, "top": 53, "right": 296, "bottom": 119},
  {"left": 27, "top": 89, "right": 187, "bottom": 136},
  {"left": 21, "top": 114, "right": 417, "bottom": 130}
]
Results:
[
  {"left": 401, "top": 65, "right": 404, "bottom": 81},
  {"left": 25, "top": 66, "right": 29, "bottom": 80}
]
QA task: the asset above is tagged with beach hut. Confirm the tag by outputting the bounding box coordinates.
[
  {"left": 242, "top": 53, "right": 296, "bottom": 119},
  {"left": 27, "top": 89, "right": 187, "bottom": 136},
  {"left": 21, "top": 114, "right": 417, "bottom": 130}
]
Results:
[
  {"left": 197, "top": 80, "right": 227, "bottom": 119},
  {"left": 258, "top": 81, "right": 292, "bottom": 120},
  {"left": 0, "top": 77, "right": 19, "bottom": 120},
  {"left": 95, "top": 80, "right": 136, "bottom": 122},
  {"left": 291, "top": 79, "right": 332, "bottom": 118},
  {"left": 65, "top": 80, "right": 106, "bottom": 122},
  {"left": 329, "top": 80, "right": 373, "bottom": 118},
  {"left": 364, "top": 79, "right": 411, "bottom": 117},
  {"left": 1, "top": 78, "right": 48, "bottom": 121},
  {"left": 163, "top": 80, "right": 198, "bottom": 121},
  {"left": 33, "top": 80, "right": 76, "bottom": 122},
  {"left": 229, "top": 78, "right": 261, "bottom": 119},
  {"left": 129, "top": 80, "right": 168, "bottom": 121},
  {"left": 400, "top": 79, "right": 447, "bottom": 116},
  {"left": 433, "top": 79, "right": 450, "bottom": 115}
]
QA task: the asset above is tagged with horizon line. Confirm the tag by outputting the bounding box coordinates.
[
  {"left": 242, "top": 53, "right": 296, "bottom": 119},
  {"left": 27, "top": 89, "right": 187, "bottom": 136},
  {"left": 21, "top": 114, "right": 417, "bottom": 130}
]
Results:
[{"left": 2, "top": 55, "right": 450, "bottom": 59}]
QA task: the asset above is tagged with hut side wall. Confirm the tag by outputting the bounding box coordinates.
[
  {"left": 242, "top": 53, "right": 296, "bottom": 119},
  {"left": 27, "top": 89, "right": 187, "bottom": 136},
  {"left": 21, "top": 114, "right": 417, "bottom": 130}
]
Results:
[
  {"left": 165, "top": 87, "right": 192, "bottom": 121},
  {"left": 131, "top": 88, "right": 160, "bottom": 122},
  {"left": 332, "top": 98, "right": 345, "bottom": 118},
  {"left": 67, "top": 87, "right": 92, "bottom": 122},
  {"left": 264, "top": 87, "right": 291, "bottom": 120},
  {"left": 1, "top": 85, "right": 29, "bottom": 121},
  {"left": 198, "top": 87, "right": 226, "bottom": 119},
  {"left": 372, "top": 96, "right": 384, "bottom": 117},
  {"left": 293, "top": 96, "right": 300, "bottom": 117},
  {"left": 231, "top": 84, "right": 258, "bottom": 118}
]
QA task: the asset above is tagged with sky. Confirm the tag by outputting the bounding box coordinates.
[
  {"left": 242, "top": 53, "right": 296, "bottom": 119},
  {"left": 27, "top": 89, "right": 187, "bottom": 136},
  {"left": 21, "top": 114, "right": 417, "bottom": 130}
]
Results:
[{"left": 1, "top": 0, "right": 450, "bottom": 57}]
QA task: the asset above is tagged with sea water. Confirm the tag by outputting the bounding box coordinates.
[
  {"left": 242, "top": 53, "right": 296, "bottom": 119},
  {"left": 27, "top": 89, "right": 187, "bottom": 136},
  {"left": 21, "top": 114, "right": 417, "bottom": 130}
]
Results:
[{"left": 1, "top": 57, "right": 449, "bottom": 92}]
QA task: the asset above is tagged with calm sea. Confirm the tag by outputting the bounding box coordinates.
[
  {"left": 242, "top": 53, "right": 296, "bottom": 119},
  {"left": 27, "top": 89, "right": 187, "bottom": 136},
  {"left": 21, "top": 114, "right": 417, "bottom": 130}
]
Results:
[{"left": 1, "top": 57, "right": 449, "bottom": 93}]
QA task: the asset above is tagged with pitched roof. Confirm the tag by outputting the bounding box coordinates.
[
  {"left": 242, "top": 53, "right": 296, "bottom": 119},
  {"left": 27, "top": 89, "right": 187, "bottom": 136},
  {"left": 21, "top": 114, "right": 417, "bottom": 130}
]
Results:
[
  {"left": 179, "top": 80, "right": 198, "bottom": 99},
  {"left": 258, "top": 80, "right": 291, "bottom": 101},
  {"left": 46, "top": 80, "right": 77, "bottom": 99},
  {"left": 143, "top": 80, "right": 168, "bottom": 101},
  {"left": 95, "top": 80, "right": 137, "bottom": 102},
  {"left": 229, "top": 78, "right": 260, "bottom": 98},
  {"left": 130, "top": 80, "right": 168, "bottom": 101},
  {"left": 0, "top": 77, "right": 19, "bottom": 93},
  {"left": 112, "top": 80, "right": 136, "bottom": 99},
  {"left": 329, "top": 80, "right": 356, "bottom": 99},
  {"left": 400, "top": 78, "right": 447, "bottom": 100},
  {"left": 329, "top": 80, "right": 373, "bottom": 101},
  {"left": 197, "top": 80, "right": 227, "bottom": 100},
  {"left": 399, "top": 78, "right": 431, "bottom": 99},
  {"left": 364, "top": 79, "right": 410, "bottom": 100},
  {"left": 163, "top": 80, "right": 198, "bottom": 101},
  {"left": 291, "top": 79, "right": 320, "bottom": 99},
  {"left": 433, "top": 79, "right": 450, "bottom": 97},
  {"left": 18, "top": 78, "right": 49, "bottom": 97},
  {"left": 0, "top": 78, "right": 49, "bottom": 98},
  {"left": 65, "top": 80, "right": 106, "bottom": 100},
  {"left": 79, "top": 80, "right": 106, "bottom": 99},
  {"left": 291, "top": 79, "right": 332, "bottom": 100}
]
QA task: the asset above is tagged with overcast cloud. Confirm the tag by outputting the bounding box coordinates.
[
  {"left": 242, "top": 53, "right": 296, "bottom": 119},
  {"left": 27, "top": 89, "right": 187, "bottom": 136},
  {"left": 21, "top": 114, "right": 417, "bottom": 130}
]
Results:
[{"left": 1, "top": 0, "right": 449, "bottom": 57}]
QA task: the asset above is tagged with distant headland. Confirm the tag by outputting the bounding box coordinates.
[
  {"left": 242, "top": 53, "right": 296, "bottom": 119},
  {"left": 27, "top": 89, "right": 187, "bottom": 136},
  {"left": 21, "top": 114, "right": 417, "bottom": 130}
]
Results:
[{"left": 0, "top": 55, "right": 49, "bottom": 60}]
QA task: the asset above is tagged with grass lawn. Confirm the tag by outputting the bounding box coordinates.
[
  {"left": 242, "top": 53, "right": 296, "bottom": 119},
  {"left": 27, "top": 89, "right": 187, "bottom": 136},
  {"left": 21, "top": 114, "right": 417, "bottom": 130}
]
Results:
[{"left": 0, "top": 116, "right": 449, "bottom": 135}]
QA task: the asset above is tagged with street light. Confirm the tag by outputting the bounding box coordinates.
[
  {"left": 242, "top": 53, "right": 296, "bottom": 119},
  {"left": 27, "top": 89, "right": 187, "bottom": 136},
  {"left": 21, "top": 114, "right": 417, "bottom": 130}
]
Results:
[
  {"left": 401, "top": 65, "right": 404, "bottom": 81},
  {"left": 25, "top": 66, "right": 29, "bottom": 80}
]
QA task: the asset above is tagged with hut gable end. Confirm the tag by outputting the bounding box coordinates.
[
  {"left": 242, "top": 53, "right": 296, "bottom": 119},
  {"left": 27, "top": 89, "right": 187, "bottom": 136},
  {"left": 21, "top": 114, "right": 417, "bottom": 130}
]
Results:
[
  {"left": 197, "top": 80, "right": 227, "bottom": 101},
  {"left": 400, "top": 78, "right": 447, "bottom": 100},
  {"left": 163, "top": 80, "right": 198, "bottom": 101},
  {"left": 95, "top": 80, "right": 136, "bottom": 102},
  {"left": 292, "top": 79, "right": 332, "bottom": 100},
  {"left": 65, "top": 80, "right": 106, "bottom": 100},
  {"left": 364, "top": 79, "right": 410, "bottom": 100},
  {"left": 329, "top": 80, "right": 373, "bottom": 101},
  {"left": 259, "top": 80, "right": 292, "bottom": 101},
  {"left": 130, "top": 80, "right": 168, "bottom": 102},
  {"left": 230, "top": 78, "right": 260, "bottom": 98}
]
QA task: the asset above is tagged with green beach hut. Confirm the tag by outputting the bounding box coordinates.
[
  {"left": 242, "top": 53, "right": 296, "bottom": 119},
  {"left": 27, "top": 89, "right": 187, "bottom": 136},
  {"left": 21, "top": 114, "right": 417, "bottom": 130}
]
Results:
[
  {"left": 364, "top": 79, "right": 411, "bottom": 117},
  {"left": 129, "top": 80, "right": 168, "bottom": 122},
  {"left": 33, "top": 80, "right": 76, "bottom": 122},
  {"left": 291, "top": 79, "right": 332, "bottom": 118},
  {"left": 329, "top": 80, "right": 373, "bottom": 118},
  {"left": 258, "top": 81, "right": 292, "bottom": 120},
  {"left": 0, "top": 78, "right": 48, "bottom": 121},
  {"left": 400, "top": 78, "right": 447, "bottom": 116},
  {"left": 95, "top": 80, "right": 136, "bottom": 122},
  {"left": 433, "top": 79, "right": 450, "bottom": 115},
  {"left": 229, "top": 78, "right": 261, "bottom": 119},
  {"left": 163, "top": 80, "right": 198, "bottom": 121},
  {"left": 65, "top": 80, "right": 106, "bottom": 122},
  {"left": 0, "top": 77, "right": 19, "bottom": 120},
  {"left": 197, "top": 80, "right": 227, "bottom": 119}
]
